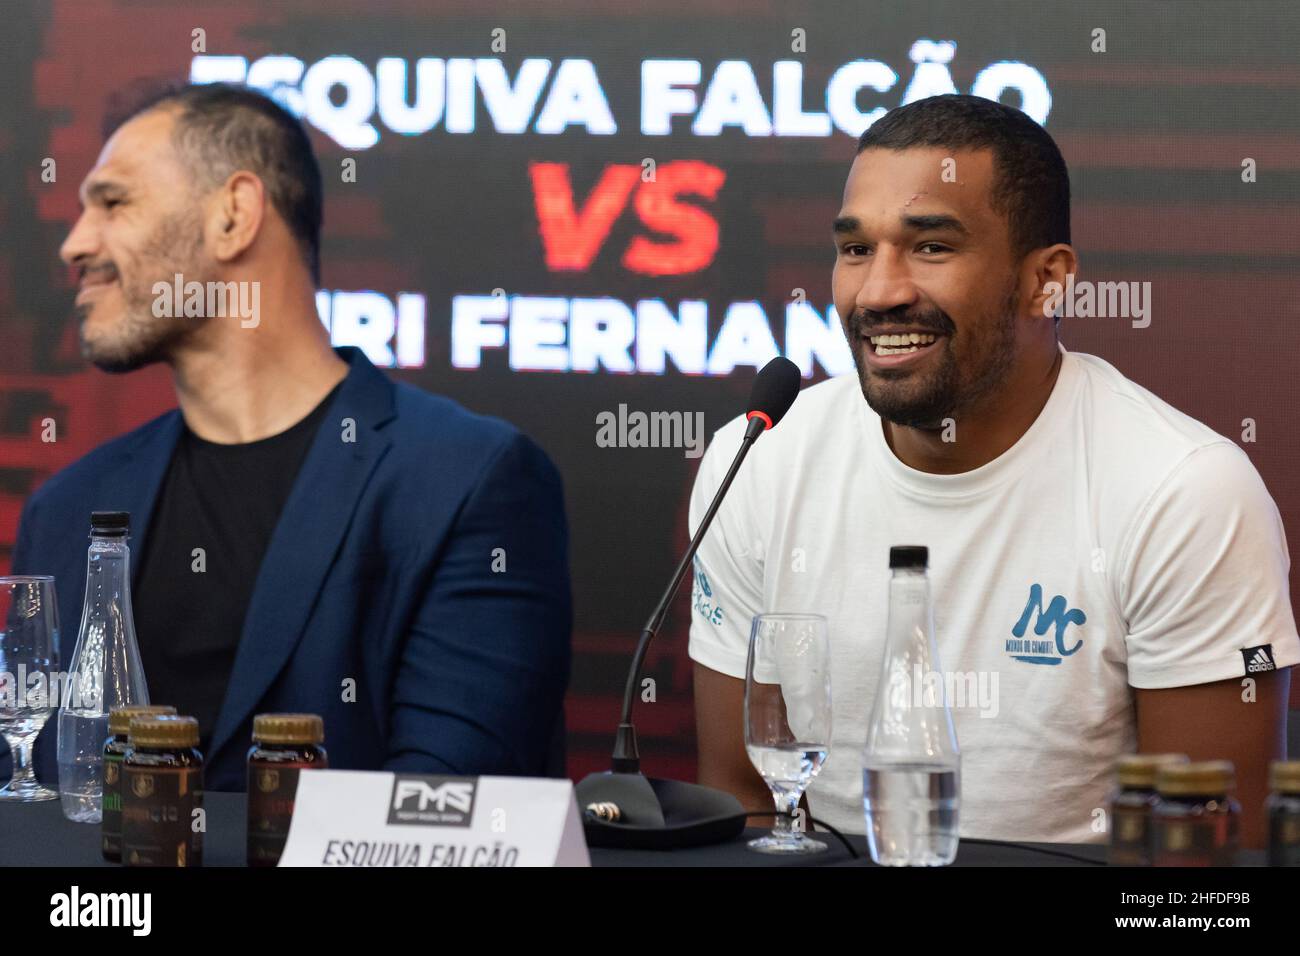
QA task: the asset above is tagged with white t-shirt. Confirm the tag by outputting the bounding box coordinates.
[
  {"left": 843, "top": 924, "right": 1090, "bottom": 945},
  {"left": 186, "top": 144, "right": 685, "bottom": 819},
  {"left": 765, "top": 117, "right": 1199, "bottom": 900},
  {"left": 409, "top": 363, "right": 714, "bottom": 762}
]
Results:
[{"left": 688, "top": 345, "right": 1300, "bottom": 844}]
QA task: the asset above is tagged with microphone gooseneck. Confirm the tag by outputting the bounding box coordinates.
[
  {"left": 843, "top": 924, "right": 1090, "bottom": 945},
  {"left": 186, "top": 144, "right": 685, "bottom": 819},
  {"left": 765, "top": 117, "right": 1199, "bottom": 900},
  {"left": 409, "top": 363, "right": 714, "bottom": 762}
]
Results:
[{"left": 610, "top": 356, "right": 802, "bottom": 773}]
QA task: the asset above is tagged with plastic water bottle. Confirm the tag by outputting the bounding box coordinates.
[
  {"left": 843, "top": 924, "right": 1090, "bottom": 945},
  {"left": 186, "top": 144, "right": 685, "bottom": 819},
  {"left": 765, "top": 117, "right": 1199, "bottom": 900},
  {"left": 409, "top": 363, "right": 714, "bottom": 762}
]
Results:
[
  {"left": 862, "top": 545, "right": 961, "bottom": 866},
  {"left": 57, "top": 511, "right": 149, "bottom": 822}
]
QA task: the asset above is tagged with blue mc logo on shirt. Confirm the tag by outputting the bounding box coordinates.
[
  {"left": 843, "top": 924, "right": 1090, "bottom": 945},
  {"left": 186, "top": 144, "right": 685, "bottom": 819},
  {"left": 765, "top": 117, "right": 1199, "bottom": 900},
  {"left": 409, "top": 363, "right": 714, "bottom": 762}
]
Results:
[{"left": 1006, "top": 583, "right": 1086, "bottom": 665}]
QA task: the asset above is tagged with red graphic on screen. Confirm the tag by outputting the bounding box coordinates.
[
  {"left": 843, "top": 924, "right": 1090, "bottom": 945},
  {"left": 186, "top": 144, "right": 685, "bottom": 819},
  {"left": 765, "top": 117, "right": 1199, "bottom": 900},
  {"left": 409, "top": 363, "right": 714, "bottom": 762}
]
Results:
[
  {"left": 531, "top": 161, "right": 725, "bottom": 276},
  {"left": 625, "top": 160, "right": 725, "bottom": 276}
]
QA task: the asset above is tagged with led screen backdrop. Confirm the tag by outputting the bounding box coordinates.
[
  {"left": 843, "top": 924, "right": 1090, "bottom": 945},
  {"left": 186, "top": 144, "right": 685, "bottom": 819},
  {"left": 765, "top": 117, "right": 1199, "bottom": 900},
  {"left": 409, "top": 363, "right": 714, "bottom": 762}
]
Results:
[{"left": 2, "top": 0, "right": 1298, "bottom": 780}]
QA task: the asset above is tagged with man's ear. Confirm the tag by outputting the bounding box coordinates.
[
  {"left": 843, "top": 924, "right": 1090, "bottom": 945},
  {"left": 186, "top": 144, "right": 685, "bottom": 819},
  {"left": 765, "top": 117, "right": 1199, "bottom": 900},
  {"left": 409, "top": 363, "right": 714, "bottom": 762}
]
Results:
[
  {"left": 1023, "top": 243, "right": 1078, "bottom": 322},
  {"left": 208, "top": 170, "right": 265, "bottom": 266}
]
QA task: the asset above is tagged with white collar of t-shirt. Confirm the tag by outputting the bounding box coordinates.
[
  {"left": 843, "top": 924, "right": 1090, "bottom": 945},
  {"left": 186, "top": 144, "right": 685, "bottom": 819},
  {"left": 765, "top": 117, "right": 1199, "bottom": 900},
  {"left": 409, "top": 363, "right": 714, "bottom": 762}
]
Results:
[{"left": 862, "top": 342, "right": 1080, "bottom": 502}]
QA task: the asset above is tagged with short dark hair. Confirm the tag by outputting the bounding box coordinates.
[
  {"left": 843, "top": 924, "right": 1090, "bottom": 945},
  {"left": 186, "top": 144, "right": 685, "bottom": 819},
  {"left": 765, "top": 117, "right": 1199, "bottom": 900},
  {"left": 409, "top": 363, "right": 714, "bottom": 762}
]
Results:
[
  {"left": 857, "top": 94, "right": 1070, "bottom": 261},
  {"left": 104, "top": 82, "right": 323, "bottom": 285}
]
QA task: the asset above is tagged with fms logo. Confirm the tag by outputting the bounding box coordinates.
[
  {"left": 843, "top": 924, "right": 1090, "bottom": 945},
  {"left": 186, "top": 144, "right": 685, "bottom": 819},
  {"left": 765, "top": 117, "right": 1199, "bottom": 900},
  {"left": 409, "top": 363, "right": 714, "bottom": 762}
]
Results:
[
  {"left": 1005, "top": 583, "right": 1086, "bottom": 665},
  {"left": 388, "top": 775, "right": 478, "bottom": 827}
]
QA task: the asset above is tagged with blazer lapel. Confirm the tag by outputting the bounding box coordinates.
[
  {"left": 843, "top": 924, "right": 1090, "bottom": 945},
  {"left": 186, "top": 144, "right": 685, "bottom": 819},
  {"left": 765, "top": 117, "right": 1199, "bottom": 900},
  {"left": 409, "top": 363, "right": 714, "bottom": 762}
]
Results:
[
  {"left": 54, "top": 412, "right": 183, "bottom": 668},
  {"left": 206, "top": 348, "right": 396, "bottom": 761}
]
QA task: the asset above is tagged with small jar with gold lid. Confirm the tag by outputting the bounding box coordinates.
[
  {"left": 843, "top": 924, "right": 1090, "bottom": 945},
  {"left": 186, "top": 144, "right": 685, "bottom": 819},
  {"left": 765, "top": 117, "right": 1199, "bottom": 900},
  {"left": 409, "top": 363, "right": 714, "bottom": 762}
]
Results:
[
  {"left": 1267, "top": 760, "right": 1300, "bottom": 866},
  {"left": 247, "top": 713, "right": 328, "bottom": 867},
  {"left": 121, "top": 715, "right": 204, "bottom": 867},
  {"left": 1109, "top": 753, "right": 1188, "bottom": 866},
  {"left": 1152, "top": 760, "right": 1239, "bottom": 867},
  {"left": 102, "top": 704, "right": 176, "bottom": 862}
]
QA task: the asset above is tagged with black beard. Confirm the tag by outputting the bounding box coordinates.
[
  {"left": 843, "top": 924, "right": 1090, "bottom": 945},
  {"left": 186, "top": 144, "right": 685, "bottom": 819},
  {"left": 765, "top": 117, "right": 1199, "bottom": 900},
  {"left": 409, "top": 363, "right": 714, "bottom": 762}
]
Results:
[
  {"left": 849, "top": 288, "right": 1018, "bottom": 430},
  {"left": 78, "top": 291, "right": 192, "bottom": 374},
  {"left": 76, "top": 210, "right": 208, "bottom": 373},
  {"left": 859, "top": 349, "right": 961, "bottom": 430}
]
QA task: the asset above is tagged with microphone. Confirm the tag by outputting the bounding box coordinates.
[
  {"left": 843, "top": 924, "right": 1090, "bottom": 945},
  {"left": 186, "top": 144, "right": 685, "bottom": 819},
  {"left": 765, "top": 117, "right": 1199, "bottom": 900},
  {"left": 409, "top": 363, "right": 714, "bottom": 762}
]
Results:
[{"left": 576, "top": 356, "right": 802, "bottom": 849}]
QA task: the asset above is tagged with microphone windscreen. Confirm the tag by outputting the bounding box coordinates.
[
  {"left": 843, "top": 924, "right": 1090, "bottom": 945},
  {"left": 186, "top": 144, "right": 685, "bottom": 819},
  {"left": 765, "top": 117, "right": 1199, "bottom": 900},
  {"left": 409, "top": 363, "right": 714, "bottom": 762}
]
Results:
[{"left": 747, "top": 356, "right": 801, "bottom": 429}]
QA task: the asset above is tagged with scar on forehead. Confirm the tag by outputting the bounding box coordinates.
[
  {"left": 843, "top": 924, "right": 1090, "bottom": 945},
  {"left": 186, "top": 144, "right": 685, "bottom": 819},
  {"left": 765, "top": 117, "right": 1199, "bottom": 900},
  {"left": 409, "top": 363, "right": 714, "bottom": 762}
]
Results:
[{"left": 902, "top": 191, "right": 928, "bottom": 208}]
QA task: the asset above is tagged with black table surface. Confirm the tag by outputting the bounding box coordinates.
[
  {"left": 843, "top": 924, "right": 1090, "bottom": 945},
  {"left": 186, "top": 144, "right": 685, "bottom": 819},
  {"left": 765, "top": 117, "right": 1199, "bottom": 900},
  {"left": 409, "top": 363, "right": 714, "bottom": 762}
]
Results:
[{"left": 0, "top": 792, "right": 1188, "bottom": 867}]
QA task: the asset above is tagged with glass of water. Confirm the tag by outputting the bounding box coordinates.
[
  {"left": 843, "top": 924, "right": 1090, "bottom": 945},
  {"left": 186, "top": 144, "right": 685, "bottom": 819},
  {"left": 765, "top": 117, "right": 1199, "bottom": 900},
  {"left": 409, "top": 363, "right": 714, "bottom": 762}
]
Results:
[
  {"left": 744, "top": 613, "right": 832, "bottom": 854},
  {"left": 0, "top": 576, "right": 61, "bottom": 802}
]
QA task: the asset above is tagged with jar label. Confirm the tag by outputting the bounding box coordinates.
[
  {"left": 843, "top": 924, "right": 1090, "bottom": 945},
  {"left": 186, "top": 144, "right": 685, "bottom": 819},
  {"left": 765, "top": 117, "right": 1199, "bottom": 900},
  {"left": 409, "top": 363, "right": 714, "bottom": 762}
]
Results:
[
  {"left": 248, "top": 764, "right": 307, "bottom": 866},
  {"left": 101, "top": 753, "right": 124, "bottom": 858},
  {"left": 122, "top": 766, "right": 203, "bottom": 867}
]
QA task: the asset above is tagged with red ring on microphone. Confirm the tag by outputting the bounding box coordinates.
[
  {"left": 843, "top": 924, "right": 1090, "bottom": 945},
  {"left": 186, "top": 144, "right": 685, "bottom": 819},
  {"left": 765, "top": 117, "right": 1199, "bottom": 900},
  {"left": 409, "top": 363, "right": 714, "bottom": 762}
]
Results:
[{"left": 746, "top": 410, "right": 773, "bottom": 430}]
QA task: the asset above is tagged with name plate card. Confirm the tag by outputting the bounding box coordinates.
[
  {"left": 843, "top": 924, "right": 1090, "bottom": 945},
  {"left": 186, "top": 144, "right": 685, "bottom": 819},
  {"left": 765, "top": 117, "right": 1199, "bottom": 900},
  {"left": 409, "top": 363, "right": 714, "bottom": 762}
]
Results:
[{"left": 278, "top": 770, "right": 590, "bottom": 867}]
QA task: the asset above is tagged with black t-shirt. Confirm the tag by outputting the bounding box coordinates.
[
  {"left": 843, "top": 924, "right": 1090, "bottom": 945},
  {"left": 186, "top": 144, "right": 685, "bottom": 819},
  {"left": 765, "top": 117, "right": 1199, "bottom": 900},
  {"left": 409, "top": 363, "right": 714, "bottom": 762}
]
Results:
[{"left": 134, "top": 383, "right": 341, "bottom": 750}]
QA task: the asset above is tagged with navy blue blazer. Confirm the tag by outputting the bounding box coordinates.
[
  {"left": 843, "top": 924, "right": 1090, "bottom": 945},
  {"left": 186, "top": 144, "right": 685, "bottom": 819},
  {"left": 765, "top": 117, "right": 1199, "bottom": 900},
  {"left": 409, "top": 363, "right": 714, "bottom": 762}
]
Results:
[{"left": 7, "top": 346, "right": 572, "bottom": 790}]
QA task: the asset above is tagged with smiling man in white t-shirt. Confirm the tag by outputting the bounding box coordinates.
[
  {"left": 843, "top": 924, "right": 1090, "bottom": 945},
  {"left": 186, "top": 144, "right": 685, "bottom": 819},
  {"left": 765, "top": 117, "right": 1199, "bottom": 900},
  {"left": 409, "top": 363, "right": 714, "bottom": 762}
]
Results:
[{"left": 689, "top": 94, "right": 1297, "bottom": 848}]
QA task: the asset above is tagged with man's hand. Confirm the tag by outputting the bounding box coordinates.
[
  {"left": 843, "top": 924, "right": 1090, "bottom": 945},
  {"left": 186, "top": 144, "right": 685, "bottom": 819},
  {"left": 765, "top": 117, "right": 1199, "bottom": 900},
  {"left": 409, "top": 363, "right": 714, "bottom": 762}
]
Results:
[
  {"left": 1136, "top": 668, "right": 1292, "bottom": 850},
  {"left": 694, "top": 663, "right": 815, "bottom": 828}
]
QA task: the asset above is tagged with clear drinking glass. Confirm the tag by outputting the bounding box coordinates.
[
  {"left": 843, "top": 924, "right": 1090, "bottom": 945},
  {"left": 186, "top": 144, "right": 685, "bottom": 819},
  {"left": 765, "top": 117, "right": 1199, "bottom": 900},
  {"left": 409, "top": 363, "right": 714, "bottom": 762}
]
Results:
[
  {"left": 0, "top": 576, "right": 61, "bottom": 802},
  {"left": 744, "top": 613, "right": 832, "bottom": 854}
]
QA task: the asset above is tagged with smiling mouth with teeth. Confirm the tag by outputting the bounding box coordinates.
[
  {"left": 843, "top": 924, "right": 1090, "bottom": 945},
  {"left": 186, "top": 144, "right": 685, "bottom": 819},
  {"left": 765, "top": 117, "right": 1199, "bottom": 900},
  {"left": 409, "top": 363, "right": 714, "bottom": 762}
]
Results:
[{"left": 867, "top": 332, "right": 940, "bottom": 355}]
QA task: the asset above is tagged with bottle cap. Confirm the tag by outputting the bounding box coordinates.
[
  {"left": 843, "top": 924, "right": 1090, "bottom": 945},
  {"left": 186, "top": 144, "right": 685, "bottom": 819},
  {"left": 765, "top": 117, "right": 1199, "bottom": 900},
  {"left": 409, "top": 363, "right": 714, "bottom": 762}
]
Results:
[
  {"left": 253, "top": 713, "right": 324, "bottom": 745},
  {"left": 129, "top": 714, "right": 200, "bottom": 748},
  {"left": 1270, "top": 760, "right": 1300, "bottom": 795},
  {"left": 889, "top": 546, "right": 928, "bottom": 569},
  {"left": 90, "top": 511, "right": 130, "bottom": 536},
  {"left": 108, "top": 704, "right": 176, "bottom": 735},
  {"left": 1156, "top": 760, "right": 1235, "bottom": 797},
  {"left": 1115, "top": 752, "right": 1188, "bottom": 789}
]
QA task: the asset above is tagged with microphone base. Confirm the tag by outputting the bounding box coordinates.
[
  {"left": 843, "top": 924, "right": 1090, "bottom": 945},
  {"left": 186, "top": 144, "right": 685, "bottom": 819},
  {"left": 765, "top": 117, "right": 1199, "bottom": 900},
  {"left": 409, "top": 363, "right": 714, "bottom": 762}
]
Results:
[{"left": 576, "top": 771, "right": 746, "bottom": 850}]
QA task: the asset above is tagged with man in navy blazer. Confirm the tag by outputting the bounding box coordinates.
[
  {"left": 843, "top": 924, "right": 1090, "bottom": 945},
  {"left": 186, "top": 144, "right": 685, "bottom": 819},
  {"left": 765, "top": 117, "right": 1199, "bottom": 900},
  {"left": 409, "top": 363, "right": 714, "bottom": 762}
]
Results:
[{"left": 7, "top": 84, "right": 571, "bottom": 790}]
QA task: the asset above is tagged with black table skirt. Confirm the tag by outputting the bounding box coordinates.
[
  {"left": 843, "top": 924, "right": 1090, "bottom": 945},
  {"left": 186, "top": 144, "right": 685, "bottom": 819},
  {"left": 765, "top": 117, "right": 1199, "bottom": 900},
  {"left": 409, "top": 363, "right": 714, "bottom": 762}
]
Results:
[{"left": 2, "top": 791, "right": 1225, "bottom": 867}]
